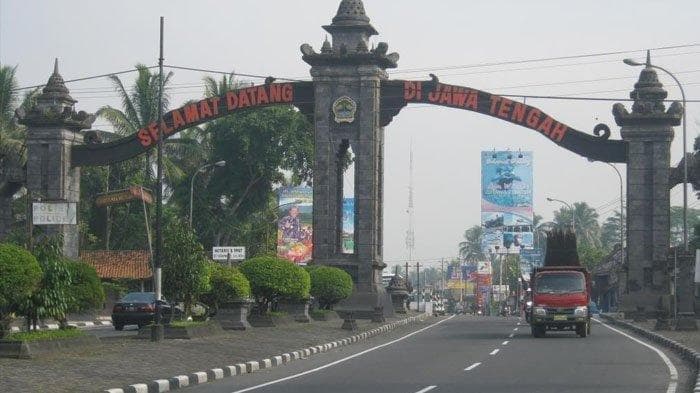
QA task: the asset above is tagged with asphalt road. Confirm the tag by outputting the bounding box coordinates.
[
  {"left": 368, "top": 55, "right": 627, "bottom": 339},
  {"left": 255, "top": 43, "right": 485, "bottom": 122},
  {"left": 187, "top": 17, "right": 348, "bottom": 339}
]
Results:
[{"left": 186, "top": 315, "right": 683, "bottom": 393}]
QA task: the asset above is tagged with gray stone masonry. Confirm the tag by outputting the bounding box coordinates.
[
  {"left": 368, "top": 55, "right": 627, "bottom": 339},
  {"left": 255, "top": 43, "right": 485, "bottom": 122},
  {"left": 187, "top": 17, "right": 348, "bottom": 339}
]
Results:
[
  {"left": 16, "top": 60, "right": 94, "bottom": 258},
  {"left": 304, "top": 0, "right": 399, "bottom": 318},
  {"left": 613, "top": 52, "right": 683, "bottom": 318}
]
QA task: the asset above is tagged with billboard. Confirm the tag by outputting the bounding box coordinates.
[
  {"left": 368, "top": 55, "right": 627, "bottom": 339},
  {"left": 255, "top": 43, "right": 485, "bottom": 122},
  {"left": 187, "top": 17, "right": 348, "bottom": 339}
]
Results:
[
  {"left": 342, "top": 198, "right": 355, "bottom": 254},
  {"left": 447, "top": 264, "right": 477, "bottom": 290},
  {"left": 481, "top": 151, "right": 534, "bottom": 254},
  {"left": 277, "top": 186, "right": 313, "bottom": 265}
]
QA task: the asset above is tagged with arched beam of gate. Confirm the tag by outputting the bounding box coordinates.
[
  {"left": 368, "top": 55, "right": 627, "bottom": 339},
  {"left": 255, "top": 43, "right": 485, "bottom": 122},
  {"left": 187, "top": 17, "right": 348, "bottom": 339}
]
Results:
[
  {"left": 71, "top": 82, "right": 315, "bottom": 167},
  {"left": 380, "top": 80, "right": 627, "bottom": 163}
]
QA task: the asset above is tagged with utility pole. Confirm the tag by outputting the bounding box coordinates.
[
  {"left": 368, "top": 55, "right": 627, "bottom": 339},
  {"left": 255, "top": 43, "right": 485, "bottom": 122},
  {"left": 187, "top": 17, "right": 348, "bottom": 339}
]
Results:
[
  {"left": 440, "top": 259, "right": 445, "bottom": 294},
  {"left": 416, "top": 262, "right": 421, "bottom": 312}
]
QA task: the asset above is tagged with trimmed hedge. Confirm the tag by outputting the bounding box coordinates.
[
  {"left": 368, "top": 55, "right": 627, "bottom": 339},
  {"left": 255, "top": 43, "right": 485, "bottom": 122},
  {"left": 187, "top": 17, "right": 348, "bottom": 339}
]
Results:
[
  {"left": 65, "top": 260, "right": 105, "bottom": 313},
  {"left": 309, "top": 266, "right": 353, "bottom": 309},
  {"left": 240, "top": 256, "right": 310, "bottom": 312},
  {"left": 0, "top": 243, "right": 42, "bottom": 338},
  {"left": 207, "top": 263, "right": 251, "bottom": 305}
]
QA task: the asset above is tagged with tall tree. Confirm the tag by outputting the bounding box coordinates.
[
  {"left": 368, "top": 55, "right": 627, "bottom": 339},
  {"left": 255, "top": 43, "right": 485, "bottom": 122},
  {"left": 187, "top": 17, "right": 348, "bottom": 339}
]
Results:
[
  {"left": 669, "top": 206, "right": 700, "bottom": 247},
  {"left": 553, "top": 202, "right": 601, "bottom": 248},
  {"left": 600, "top": 210, "right": 624, "bottom": 251},
  {"left": 459, "top": 225, "right": 485, "bottom": 262}
]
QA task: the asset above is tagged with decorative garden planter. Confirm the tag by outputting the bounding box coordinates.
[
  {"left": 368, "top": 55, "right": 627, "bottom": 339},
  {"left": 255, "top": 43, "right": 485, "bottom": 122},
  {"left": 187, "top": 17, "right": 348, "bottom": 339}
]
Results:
[
  {"left": 137, "top": 320, "right": 225, "bottom": 339},
  {"left": 387, "top": 288, "right": 409, "bottom": 314},
  {"left": 277, "top": 300, "right": 311, "bottom": 323},
  {"left": 214, "top": 300, "right": 252, "bottom": 330}
]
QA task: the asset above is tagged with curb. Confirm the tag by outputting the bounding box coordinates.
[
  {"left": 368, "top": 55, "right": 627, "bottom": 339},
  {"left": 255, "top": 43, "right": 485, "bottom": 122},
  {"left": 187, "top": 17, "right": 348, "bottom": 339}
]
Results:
[
  {"left": 10, "top": 320, "right": 112, "bottom": 332},
  {"left": 104, "top": 313, "right": 430, "bottom": 393},
  {"left": 599, "top": 314, "right": 700, "bottom": 392}
]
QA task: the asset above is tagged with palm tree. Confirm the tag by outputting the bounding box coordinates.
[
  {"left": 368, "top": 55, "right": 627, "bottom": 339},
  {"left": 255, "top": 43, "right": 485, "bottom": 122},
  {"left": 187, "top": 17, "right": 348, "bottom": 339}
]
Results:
[
  {"left": 553, "top": 201, "right": 601, "bottom": 248},
  {"left": 459, "top": 225, "right": 485, "bottom": 262},
  {"left": 97, "top": 64, "right": 184, "bottom": 183},
  {"left": 600, "top": 210, "right": 624, "bottom": 251}
]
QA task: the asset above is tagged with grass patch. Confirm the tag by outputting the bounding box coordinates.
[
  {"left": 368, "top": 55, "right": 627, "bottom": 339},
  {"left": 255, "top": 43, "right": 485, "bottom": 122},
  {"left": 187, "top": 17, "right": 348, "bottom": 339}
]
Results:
[
  {"left": 168, "top": 320, "right": 209, "bottom": 328},
  {"left": 266, "top": 311, "right": 288, "bottom": 317},
  {"left": 8, "top": 329, "right": 85, "bottom": 342}
]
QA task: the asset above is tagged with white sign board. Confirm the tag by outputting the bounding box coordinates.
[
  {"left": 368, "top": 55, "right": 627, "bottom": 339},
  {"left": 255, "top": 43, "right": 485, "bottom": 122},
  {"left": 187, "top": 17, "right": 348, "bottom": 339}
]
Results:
[
  {"left": 212, "top": 246, "right": 246, "bottom": 261},
  {"left": 477, "top": 261, "right": 492, "bottom": 275},
  {"left": 32, "top": 202, "right": 77, "bottom": 225}
]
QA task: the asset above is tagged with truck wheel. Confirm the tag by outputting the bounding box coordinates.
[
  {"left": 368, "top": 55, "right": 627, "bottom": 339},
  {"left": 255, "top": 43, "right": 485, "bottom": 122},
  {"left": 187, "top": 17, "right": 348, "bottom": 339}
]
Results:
[
  {"left": 531, "top": 324, "right": 545, "bottom": 338},
  {"left": 577, "top": 322, "right": 588, "bottom": 338}
]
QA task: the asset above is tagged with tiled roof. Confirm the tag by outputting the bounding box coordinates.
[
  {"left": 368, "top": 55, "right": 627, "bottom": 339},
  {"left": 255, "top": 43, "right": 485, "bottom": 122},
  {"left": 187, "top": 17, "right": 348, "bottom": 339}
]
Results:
[{"left": 80, "top": 250, "right": 152, "bottom": 280}]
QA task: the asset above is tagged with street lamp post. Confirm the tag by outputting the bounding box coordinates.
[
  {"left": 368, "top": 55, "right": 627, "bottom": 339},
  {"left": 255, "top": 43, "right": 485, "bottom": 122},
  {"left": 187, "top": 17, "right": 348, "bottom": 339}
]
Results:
[
  {"left": 588, "top": 160, "right": 625, "bottom": 251},
  {"left": 189, "top": 161, "right": 226, "bottom": 227},
  {"left": 624, "top": 52, "right": 688, "bottom": 251},
  {"left": 547, "top": 197, "right": 575, "bottom": 232}
]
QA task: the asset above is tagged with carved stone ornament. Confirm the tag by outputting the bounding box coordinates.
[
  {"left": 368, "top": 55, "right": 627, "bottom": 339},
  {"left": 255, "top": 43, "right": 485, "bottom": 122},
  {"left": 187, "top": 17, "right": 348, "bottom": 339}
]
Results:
[{"left": 332, "top": 96, "right": 357, "bottom": 124}]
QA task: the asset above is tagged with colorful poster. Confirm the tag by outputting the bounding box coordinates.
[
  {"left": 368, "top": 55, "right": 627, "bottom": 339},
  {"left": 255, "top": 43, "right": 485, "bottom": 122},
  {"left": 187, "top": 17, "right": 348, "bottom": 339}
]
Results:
[
  {"left": 342, "top": 198, "right": 355, "bottom": 254},
  {"left": 277, "top": 186, "right": 313, "bottom": 265},
  {"left": 447, "top": 264, "right": 477, "bottom": 290},
  {"left": 481, "top": 151, "right": 534, "bottom": 254}
]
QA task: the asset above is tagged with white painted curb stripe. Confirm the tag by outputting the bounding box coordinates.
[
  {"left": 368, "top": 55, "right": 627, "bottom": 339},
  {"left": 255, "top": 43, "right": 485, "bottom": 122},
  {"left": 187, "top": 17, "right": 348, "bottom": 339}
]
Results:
[
  {"left": 173, "top": 375, "right": 189, "bottom": 387},
  {"left": 152, "top": 379, "right": 169, "bottom": 392},
  {"left": 594, "top": 318, "right": 678, "bottom": 393},
  {"left": 128, "top": 384, "right": 148, "bottom": 393},
  {"left": 191, "top": 372, "right": 207, "bottom": 384}
]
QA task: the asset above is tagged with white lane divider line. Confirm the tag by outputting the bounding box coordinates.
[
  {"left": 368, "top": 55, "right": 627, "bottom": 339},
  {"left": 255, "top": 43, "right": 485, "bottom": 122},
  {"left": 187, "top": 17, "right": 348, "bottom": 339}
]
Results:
[
  {"left": 415, "top": 386, "right": 437, "bottom": 393},
  {"left": 489, "top": 349, "right": 500, "bottom": 355},
  {"left": 502, "top": 341, "right": 509, "bottom": 346},
  {"left": 593, "top": 318, "right": 677, "bottom": 393},
  {"left": 464, "top": 362, "right": 481, "bottom": 371},
  {"left": 513, "top": 327, "right": 518, "bottom": 331},
  {"left": 229, "top": 315, "right": 455, "bottom": 393},
  {"left": 508, "top": 333, "right": 514, "bottom": 338}
]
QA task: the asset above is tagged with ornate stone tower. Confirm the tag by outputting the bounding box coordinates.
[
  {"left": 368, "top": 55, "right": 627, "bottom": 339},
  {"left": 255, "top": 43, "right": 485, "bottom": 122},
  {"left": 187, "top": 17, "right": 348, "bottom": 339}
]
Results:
[
  {"left": 613, "top": 52, "right": 683, "bottom": 319},
  {"left": 17, "top": 60, "right": 95, "bottom": 258},
  {"left": 303, "top": 0, "right": 399, "bottom": 317}
]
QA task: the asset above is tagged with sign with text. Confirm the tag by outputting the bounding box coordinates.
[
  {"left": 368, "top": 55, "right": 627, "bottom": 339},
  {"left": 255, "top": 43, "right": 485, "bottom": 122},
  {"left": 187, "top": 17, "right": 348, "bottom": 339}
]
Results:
[
  {"left": 95, "top": 186, "right": 153, "bottom": 207},
  {"left": 212, "top": 247, "right": 246, "bottom": 261},
  {"left": 32, "top": 202, "right": 77, "bottom": 225}
]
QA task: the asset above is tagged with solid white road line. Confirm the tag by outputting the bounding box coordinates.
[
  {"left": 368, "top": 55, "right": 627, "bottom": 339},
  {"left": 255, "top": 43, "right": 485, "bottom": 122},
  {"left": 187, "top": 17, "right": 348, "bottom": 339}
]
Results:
[
  {"left": 415, "top": 386, "right": 437, "bottom": 393},
  {"left": 464, "top": 362, "right": 481, "bottom": 371},
  {"left": 502, "top": 341, "right": 509, "bottom": 346},
  {"left": 490, "top": 349, "right": 500, "bottom": 355},
  {"left": 229, "top": 315, "right": 456, "bottom": 393},
  {"left": 593, "top": 318, "right": 678, "bottom": 393}
]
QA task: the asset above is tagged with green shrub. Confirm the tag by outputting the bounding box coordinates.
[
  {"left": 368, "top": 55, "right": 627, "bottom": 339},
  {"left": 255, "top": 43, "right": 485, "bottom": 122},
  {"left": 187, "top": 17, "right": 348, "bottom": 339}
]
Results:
[
  {"left": 206, "top": 263, "right": 251, "bottom": 307},
  {"left": 9, "top": 328, "right": 85, "bottom": 342},
  {"left": 240, "top": 256, "right": 310, "bottom": 312},
  {"left": 309, "top": 266, "right": 353, "bottom": 309},
  {"left": 65, "top": 260, "right": 105, "bottom": 313},
  {"left": 0, "top": 243, "right": 42, "bottom": 338}
]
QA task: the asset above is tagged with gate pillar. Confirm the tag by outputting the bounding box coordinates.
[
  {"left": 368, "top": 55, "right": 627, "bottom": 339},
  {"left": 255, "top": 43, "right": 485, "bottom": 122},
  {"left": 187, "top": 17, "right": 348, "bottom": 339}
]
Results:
[
  {"left": 613, "top": 54, "right": 683, "bottom": 319},
  {"left": 303, "top": 0, "right": 399, "bottom": 318},
  {"left": 16, "top": 60, "right": 94, "bottom": 258}
]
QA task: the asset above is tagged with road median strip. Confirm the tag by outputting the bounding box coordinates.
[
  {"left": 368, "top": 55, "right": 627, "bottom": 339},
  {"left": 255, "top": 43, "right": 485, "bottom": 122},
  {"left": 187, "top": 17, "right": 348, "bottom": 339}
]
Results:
[{"left": 104, "top": 313, "right": 430, "bottom": 393}]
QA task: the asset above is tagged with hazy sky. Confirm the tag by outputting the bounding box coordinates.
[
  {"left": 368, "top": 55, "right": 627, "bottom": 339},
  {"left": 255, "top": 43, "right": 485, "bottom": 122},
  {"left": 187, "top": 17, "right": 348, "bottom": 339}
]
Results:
[{"left": 3, "top": 0, "right": 699, "bottom": 268}]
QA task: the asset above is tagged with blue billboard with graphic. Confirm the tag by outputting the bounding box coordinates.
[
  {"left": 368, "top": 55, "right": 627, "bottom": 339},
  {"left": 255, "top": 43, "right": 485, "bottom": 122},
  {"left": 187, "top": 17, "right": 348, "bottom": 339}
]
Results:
[{"left": 481, "top": 151, "right": 534, "bottom": 254}]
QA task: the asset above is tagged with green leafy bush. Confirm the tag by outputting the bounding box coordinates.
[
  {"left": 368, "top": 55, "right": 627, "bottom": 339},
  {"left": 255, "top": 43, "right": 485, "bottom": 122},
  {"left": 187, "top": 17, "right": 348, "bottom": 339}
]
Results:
[
  {"left": 0, "top": 243, "right": 42, "bottom": 338},
  {"left": 65, "top": 260, "right": 105, "bottom": 313},
  {"left": 309, "top": 266, "right": 353, "bottom": 309},
  {"left": 205, "top": 263, "right": 251, "bottom": 307},
  {"left": 240, "top": 256, "right": 310, "bottom": 313},
  {"left": 9, "top": 328, "right": 85, "bottom": 342}
]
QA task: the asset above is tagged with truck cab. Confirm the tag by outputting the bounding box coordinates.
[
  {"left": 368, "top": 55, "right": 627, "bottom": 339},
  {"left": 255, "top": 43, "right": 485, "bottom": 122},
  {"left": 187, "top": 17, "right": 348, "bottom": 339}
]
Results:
[{"left": 529, "top": 266, "right": 591, "bottom": 338}]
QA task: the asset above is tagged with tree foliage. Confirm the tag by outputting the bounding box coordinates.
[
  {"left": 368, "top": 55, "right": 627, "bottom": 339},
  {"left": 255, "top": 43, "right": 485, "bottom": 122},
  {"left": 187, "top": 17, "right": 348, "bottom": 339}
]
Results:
[
  {"left": 240, "top": 256, "right": 310, "bottom": 313},
  {"left": 0, "top": 243, "right": 42, "bottom": 338},
  {"left": 458, "top": 225, "right": 484, "bottom": 262},
  {"left": 204, "top": 263, "right": 251, "bottom": 308},
  {"left": 309, "top": 266, "right": 353, "bottom": 309},
  {"left": 162, "top": 220, "right": 211, "bottom": 317},
  {"left": 65, "top": 260, "right": 105, "bottom": 313}
]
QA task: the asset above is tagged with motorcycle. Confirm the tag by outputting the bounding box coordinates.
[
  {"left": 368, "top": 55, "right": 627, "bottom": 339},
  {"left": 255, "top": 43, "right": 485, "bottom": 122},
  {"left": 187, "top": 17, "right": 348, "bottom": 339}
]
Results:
[{"left": 524, "top": 300, "right": 533, "bottom": 323}]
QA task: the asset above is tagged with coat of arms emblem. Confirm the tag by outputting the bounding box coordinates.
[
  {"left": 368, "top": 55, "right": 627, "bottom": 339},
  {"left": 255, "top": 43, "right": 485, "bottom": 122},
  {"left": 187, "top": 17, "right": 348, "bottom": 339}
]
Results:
[{"left": 332, "top": 96, "right": 357, "bottom": 124}]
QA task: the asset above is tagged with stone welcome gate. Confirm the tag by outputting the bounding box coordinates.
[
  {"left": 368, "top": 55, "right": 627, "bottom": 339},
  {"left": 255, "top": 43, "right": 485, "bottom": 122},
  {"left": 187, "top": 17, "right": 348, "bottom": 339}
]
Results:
[{"left": 6, "top": 0, "right": 690, "bottom": 320}]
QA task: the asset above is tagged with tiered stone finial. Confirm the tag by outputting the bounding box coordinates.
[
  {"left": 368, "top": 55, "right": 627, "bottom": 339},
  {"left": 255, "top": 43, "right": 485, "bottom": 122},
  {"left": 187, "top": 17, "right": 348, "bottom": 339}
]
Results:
[
  {"left": 613, "top": 51, "right": 682, "bottom": 126},
  {"left": 301, "top": 0, "right": 399, "bottom": 69},
  {"left": 16, "top": 59, "right": 95, "bottom": 131}
]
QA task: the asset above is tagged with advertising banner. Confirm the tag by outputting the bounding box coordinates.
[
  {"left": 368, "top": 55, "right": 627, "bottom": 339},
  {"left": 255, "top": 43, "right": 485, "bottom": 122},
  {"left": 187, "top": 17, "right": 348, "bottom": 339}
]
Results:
[
  {"left": 446, "top": 264, "right": 477, "bottom": 290},
  {"left": 342, "top": 198, "right": 355, "bottom": 254},
  {"left": 481, "top": 151, "right": 534, "bottom": 254},
  {"left": 277, "top": 186, "right": 313, "bottom": 265}
]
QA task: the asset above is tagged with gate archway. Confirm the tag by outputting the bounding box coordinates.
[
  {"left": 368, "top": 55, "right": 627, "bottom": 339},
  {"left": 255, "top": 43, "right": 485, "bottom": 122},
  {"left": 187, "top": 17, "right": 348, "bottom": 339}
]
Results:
[{"left": 16, "top": 0, "right": 684, "bottom": 319}]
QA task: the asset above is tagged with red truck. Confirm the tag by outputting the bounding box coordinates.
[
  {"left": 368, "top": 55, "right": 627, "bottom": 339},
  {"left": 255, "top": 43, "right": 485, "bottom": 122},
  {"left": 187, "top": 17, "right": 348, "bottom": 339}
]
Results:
[{"left": 529, "top": 265, "right": 591, "bottom": 338}]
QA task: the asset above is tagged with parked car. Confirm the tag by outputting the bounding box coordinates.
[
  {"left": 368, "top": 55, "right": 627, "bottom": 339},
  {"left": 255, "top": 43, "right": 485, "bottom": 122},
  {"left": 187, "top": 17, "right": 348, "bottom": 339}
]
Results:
[{"left": 111, "top": 292, "right": 180, "bottom": 330}]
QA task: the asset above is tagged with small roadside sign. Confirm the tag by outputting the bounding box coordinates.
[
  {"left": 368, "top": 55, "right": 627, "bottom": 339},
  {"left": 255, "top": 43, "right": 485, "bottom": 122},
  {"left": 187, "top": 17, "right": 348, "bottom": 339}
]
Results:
[
  {"left": 213, "top": 246, "right": 245, "bottom": 261},
  {"left": 32, "top": 202, "right": 77, "bottom": 225}
]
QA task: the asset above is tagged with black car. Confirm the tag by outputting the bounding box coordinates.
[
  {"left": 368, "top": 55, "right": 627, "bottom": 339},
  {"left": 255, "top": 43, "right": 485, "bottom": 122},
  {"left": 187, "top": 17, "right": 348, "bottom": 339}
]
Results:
[{"left": 111, "top": 292, "right": 178, "bottom": 330}]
